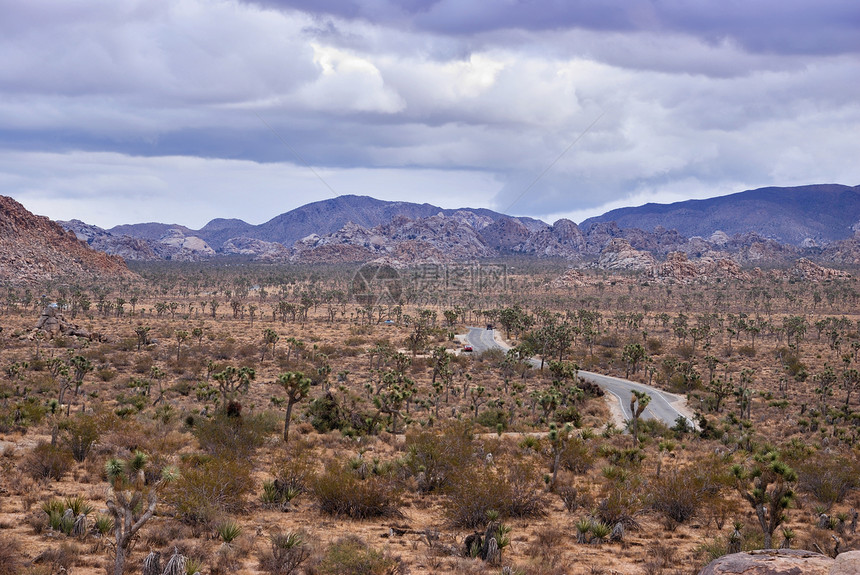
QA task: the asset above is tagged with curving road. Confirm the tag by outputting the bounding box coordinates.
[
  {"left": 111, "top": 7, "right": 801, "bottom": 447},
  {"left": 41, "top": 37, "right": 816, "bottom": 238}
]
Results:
[{"left": 462, "top": 327, "right": 695, "bottom": 428}]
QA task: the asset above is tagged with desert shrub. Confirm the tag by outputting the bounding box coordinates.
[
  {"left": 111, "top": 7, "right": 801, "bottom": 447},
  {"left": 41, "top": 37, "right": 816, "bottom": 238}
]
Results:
[
  {"left": 795, "top": 451, "right": 860, "bottom": 509},
  {"left": 258, "top": 531, "right": 311, "bottom": 575},
  {"left": 166, "top": 456, "right": 254, "bottom": 525},
  {"left": 306, "top": 393, "right": 348, "bottom": 433},
  {"left": 31, "top": 542, "right": 78, "bottom": 572},
  {"left": 737, "top": 345, "right": 756, "bottom": 357},
  {"left": 315, "top": 536, "right": 402, "bottom": 575},
  {"left": 268, "top": 441, "right": 316, "bottom": 505},
  {"left": 97, "top": 368, "right": 117, "bottom": 382},
  {"left": 553, "top": 406, "right": 581, "bottom": 427},
  {"left": 475, "top": 408, "right": 508, "bottom": 431},
  {"left": 312, "top": 461, "right": 401, "bottom": 519},
  {"left": 193, "top": 411, "right": 270, "bottom": 458},
  {"left": 595, "top": 476, "right": 644, "bottom": 528},
  {"left": 445, "top": 458, "right": 546, "bottom": 528},
  {"left": 0, "top": 398, "right": 47, "bottom": 430},
  {"left": 60, "top": 411, "right": 112, "bottom": 462},
  {"left": 404, "top": 422, "right": 474, "bottom": 493},
  {"left": 646, "top": 338, "right": 663, "bottom": 354},
  {"left": 0, "top": 536, "right": 23, "bottom": 575},
  {"left": 648, "top": 470, "right": 708, "bottom": 528},
  {"left": 557, "top": 435, "right": 594, "bottom": 474},
  {"left": 23, "top": 442, "right": 73, "bottom": 481}
]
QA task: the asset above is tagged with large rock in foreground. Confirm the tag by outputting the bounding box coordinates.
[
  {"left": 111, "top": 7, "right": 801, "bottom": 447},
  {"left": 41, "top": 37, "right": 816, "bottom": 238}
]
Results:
[{"left": 698, "top": 549, "right": 849, "bottom": 575}]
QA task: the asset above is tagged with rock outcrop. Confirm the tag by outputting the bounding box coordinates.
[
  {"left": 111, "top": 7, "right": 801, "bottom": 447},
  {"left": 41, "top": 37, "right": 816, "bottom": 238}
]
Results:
[
  {"left": 596, "top": 238, "right": 656, "bottom": 270},
  {"left": 788, "top": 258, "right": 851, "bottom": 281},
  {"left": 34, "top": 305, "right": 92, "bottom": 339},
  {"left": 0, "top": 196, "right": 136, "bottom": 285},
  {"left": 649, "top": 252, "right": 751, "bottom": 283}
]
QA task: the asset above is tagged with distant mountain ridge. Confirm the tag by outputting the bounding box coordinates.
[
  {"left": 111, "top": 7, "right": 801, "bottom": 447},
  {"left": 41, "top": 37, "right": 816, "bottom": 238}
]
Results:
[
  {"left": 581, "top": 184, "right": 860, "bottom": 246},
  {"left": 56, "top": 184, "right": 860, "bottom": 269},
  {"left": 109, "top": 195, "right": 548, "bottom": 250}
]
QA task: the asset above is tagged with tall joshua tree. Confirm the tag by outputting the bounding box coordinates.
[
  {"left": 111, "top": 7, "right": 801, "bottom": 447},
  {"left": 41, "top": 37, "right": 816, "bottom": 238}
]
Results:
[{"left": 276, "top": 371, "right": 311, "bottom": 443}]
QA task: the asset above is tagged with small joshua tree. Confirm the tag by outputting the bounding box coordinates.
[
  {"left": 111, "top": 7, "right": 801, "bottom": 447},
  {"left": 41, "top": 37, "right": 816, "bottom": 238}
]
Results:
[
  {"left": 732, "top": 451, "right": 796, "bottom": 549},
  {"left": 104, "top": 451, "right": 177, "bottom": 575}
]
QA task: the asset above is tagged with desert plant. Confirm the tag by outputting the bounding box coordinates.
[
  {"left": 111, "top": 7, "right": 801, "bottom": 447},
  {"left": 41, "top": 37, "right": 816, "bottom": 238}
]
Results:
[
  {"left": 312, "top": 461, "right": 401, "bottom": 519},
  {"left": 0, "top": 536, "right": 23, "bottom": 575},
  {"left": 795, "top": 451, "right": 860, "bottom": 510},
  {"left": 444, "top": 458, "right": 546, "bottom": 528},
  {"left": 732, "top": 451, "right": 796, "bottom": 549},
  {"left": 192, "top": 411, "right": 270, "bottom": 459},
  {"left": 315, "top": 536, "right": 402, "bottom": 575},
  {"left": 215, "top": 520, "right": 242, "bottom": 543},
  {"left": 104, "top": 452, "right": 177, "bottom": 575},
  {"left": 23, "top": 441, "right": 73, "bottom": 481},
  {"left": 258, "top": 531, "right": 311, "bottom": 575},
  {"left": 404, "top": 422, "right": 474, "bottom": 493},
  {"left": 275, "top": 371, "right": 311, "bottom": 443},
  {"left": 166, "top": 455, "right": 254, "bottom": 525}
]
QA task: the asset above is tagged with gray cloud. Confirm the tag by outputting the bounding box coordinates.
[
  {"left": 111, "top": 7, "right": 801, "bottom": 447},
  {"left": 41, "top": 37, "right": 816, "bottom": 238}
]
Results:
[{"left": 0, "top": 0, "right": 858, "bottom": 228}]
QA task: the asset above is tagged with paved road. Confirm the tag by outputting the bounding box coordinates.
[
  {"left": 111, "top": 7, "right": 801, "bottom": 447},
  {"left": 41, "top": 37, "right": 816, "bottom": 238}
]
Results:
[{"left": 463, "top": 327, "right": 695, "bottom": 428}]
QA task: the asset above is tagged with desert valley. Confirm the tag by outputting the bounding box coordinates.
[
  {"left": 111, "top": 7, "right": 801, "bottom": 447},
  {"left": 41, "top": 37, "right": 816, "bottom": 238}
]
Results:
[{"left": 1, "top": 185, "right": 860, "bottom": 575}]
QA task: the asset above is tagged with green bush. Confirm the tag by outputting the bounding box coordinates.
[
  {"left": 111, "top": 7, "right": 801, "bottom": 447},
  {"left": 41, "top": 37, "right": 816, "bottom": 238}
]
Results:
[
  {"left": 60, "top": 412, "right": 110, "bottom": 462},
  {"left": 475, "top": 408, "right": 508, "bottom": 431},
  {"left": 306, "top": 393, "right": 348, "bottom": 433},
  {"left": 312, "top": 462, "right": 401, "bottom": 519},
  {"left": 315, "top": 536, "right": 402, "bottom": 575},
  {"left": 557, "top": 436, "right": 594, "bottom": 474}
]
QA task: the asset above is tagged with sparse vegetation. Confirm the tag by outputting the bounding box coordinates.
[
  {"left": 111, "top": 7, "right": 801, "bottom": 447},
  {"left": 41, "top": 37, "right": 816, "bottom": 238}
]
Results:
[{"left": 2, "top": 263, "right": 860, "bottom": 573}]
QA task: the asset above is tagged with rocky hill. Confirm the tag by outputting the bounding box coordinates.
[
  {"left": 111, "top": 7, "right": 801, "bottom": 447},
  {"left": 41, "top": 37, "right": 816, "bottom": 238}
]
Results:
[
  {"left": 581, "top": 184, "right": 860, "bottom": 246},
  {"left": 0, "top": 196, "right": 135, "bottom": 285},
  {"left": 110, "top": 195, "right": 546, "bottom": 251}
]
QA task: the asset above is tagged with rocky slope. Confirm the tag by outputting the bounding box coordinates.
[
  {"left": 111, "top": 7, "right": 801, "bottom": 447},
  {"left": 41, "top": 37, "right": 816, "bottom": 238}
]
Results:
[
  {"left": 0, "top": 196, "right": 135, "bottom": 285},
  {"left": 61, "top": 220, "right": 216, "bottom": 262}
]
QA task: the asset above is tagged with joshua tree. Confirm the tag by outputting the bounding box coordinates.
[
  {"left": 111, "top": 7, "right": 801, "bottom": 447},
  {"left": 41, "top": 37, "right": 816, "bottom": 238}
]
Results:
[
  {"left": 70, "top": 355, "right": 93, "bottom": 397},
  {"left": 213, "top": 366, "right": 256, "bottom": 406},
  {"left": 134, "top": 325, "right": 151, "bottom": 351},
  {"left": 174, "top": 330, "right": 188, "bottom": 362},
  {"left": 276, "top": 371, "right": 311, "bottom": 442},
  {"left": 262, "top": 328, "right": 279, "bottom": 362},
  {"left": 732, "top": 451, "right": 796, "bottom": 549},
  {"left": 104, "top": 452, "right": 177, "bottom": 575},
  {"left": 629, "top": 390, "right": 651, "bottom": 444}
]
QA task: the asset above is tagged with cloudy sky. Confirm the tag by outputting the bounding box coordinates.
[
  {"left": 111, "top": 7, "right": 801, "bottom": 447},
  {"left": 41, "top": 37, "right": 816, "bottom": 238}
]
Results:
[{"left": 2, "top": 0, "right": 859, "bottom": 229}]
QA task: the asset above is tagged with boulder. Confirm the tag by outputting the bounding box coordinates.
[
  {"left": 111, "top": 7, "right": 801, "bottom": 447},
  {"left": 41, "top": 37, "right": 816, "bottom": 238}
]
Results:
[
  {"left": 830, "top": 550, "right": 860, "bottom": 575},
  {"left": 698, "top": 549, "right": 832, "bottom": 575}
]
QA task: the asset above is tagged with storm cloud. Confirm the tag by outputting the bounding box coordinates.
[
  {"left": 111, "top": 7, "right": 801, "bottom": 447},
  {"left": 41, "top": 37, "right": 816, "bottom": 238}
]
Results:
[{"left": 1, "top": 0, "right": 858, "bottom": 227}]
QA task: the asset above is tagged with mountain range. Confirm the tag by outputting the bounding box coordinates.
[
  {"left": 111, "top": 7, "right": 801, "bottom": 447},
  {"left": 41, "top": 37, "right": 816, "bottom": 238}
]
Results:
[
  {"left": 55, "top": 184, "right": 859, "bottom": 267},
  {"left": 581, "top": 183, "right": 860, "bottom": 246}
]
